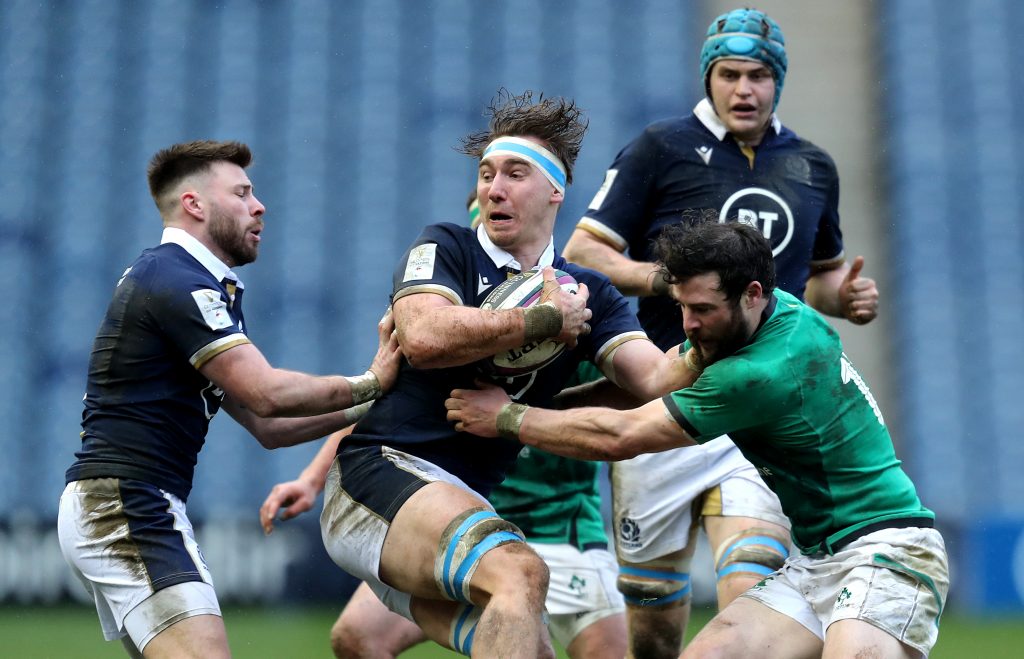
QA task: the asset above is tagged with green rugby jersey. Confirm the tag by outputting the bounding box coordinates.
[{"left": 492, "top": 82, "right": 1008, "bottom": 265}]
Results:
[
  {"left": 488, "top": 361, "right": 609, "bottom": 550},
  {"left": 663, "top": 289, "right": 933, "bottom": 554}
]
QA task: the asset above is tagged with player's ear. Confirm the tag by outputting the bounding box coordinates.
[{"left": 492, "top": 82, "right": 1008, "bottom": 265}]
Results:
[
  {"left": 182, "top": 192, "right": 204, "bottom": 220},
  {"left": 744, "top": 281, "right": 763, "bottom": 306},
  {"left": 550, "top": 188, "right": 564, "bottom": 204}
]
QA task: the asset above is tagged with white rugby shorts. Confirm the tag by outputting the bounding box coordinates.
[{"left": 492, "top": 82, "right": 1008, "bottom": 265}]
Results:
[
  {"left": 741, "top": 526, "right": 948, "bottom": 656},
  {"left": 57, "top": 478, "right": 221, "bottom": 650},
  {"left": 320, "top": 444, "right": 491, "bottom": 621},
  {"left": 533, "top": 542, "right": 624, "bottom": 647},
  {"left": 611, "top": 436, "right": 789, "bottom": 562}
]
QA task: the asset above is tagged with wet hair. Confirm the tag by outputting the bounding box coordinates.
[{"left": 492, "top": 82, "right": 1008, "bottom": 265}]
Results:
[
  {"left": 654, "top": 217, "right": 775, "bottom": 302},
  {"left": 457, "top": 89, "right": 588, "bottom": 185},
  {"left": 147, "top": 140, "right": 252, "bottom": 214}
]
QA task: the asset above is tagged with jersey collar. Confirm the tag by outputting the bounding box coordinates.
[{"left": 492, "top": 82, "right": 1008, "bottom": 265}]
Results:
[
  {"left": 693, "top": 98, "right": 782, "bottom": 142},
  {"left": 475, "top": 224, "right": 555, "bottom": 273},
  {"left": 161, "top": 227, "right": 245, "bottom": 289}
]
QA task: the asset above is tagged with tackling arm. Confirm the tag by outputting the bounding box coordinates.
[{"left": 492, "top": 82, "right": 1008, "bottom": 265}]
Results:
[
  {"left": 201, "top": 309, "right": 401, "bottom": 419},
  {"left": 446, "top": 383, "right": 694, "bottom": 461},
  {"left": 602, "top": 339, "right": 700, "bottom": 402},
  {"left": 563, "top": 228, "right": 667, "bottom": 297}
]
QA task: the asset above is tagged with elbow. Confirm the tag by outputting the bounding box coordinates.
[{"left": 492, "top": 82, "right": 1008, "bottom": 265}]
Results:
[
  {"left": 400, "top": 333, "right": 447, "bottom": 369},
  {"left": 254, "top": 433, "right": 285, "bottom": 450},
  {"left": 604, "top": 428, "right": 647, "bottom": 461},
  {"left": 239, "top": 387, "right": 289, "bottom": 418}
]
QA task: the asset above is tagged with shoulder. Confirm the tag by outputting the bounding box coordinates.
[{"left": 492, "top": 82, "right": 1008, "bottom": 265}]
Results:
[
  {"left": 776, "top": 128, "right": 838, "bottom": 170},
  {"left": 127, "top": 244, "right": 212, "bottom": 291},
  {"left": 417, "top": 221, "right": 475, "bottom": 244}
]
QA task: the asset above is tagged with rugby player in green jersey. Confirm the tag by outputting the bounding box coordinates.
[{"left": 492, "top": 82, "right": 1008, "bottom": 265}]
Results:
[{"left": 448, "top": 221, "right": 948, "bottom": 658}]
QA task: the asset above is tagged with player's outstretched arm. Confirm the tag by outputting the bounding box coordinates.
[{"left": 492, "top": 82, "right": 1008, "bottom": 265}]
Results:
[
  {"left": 201, "top": 312, "right": 401, "bottom": 420},
  {"left": 447, "top": 382, "right": 694, "bottom": 461},
  {"left": 259, "top": 425, "right": 354, "bottom": 534},
  {"left": 395, "top": 267, "right": 592, "bottom": 369},
  {"left": 563, "top": 229, "right": 667, "bottom": 297},
  {"left": 600, "top": 339, "right": 699, "bottom": 403},
  {"left": 805, "top": 256, "right": 879, "bottom": 324}
]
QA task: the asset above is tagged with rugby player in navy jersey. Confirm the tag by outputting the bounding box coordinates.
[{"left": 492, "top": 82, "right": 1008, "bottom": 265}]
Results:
[
  {"left": 317, "top": 90, "right": 689, "bottom": 658},
  {"left": 449, "top": 221, "right": 947, "bottom": 659},
  {"left": 57, "top": 140, "right": 401, "bottom": 659},
  {"left": 560, "top": 8, "right": 880, "bottom": 657},
  {"left": 259, "top": 195, "right": 627, "bottom": 659}
]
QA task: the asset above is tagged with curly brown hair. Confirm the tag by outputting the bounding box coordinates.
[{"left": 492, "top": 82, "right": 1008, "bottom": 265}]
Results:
[{"left": 457, "top": 89, "right": 588, "bottom": 185}]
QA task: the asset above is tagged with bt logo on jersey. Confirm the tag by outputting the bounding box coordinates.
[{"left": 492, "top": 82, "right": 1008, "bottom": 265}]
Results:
[{"left": 717, "top": 187, "right": 795, "bottom": 257}]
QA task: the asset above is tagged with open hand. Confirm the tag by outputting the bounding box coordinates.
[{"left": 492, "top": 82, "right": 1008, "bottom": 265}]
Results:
[{"left": 259, "top": 479, "right": 318, "bottom": 535}]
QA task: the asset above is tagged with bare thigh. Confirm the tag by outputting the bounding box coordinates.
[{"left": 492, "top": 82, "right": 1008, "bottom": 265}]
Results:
[
  {"left": 378, "top": 480, "right": 491, "bottom": 597},
  {"left": 142, "top": 614, "right": 229, "bottom": 659},
  {"left": 824, "top": 619, "right": 922, "bottom": 659},
  {"left": 681, "top": 597, "right": 821, "bottom": 659}
]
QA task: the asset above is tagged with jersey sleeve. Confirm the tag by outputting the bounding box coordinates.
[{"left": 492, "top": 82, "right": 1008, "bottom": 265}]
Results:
[
  {"left": 810, "top": 153, "right": 845, "bottom": 265},
  {"left": 141, "top": 262, "right": 249, "bottom": 369},
  {"left": 576, "top": 128, "right": 662, "bottom": 252},
  {"left": 572, "top": 267, "right": 648, "bottom": 365},
  {"left": 661, "top": 357, "right": 789, "bottom": 442},
  {"left": 391, "top": 223, "right": 469, "bottom": 305}
]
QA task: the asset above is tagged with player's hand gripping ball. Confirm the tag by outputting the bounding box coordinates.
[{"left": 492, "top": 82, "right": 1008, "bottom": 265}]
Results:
[{"left": 480, "top": 268, "right": 579, "bottom": 377}]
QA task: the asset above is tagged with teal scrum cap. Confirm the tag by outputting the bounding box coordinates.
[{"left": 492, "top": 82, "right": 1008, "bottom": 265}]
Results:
[{"left": 700, "top": 8, "right": 787, "bottom": 109}]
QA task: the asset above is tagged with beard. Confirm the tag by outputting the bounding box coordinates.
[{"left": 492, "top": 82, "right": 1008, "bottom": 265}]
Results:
[
  {"left": 208, "top": 203, "right": 258, "bottom": 266},
  {"left": 688, "top": 303, "right": 751, "bottom": 367}
]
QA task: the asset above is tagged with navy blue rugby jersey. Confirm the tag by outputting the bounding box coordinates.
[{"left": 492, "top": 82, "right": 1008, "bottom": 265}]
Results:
[
  {"left": 578, "top": 99, "right": 844, "bottom": 349},
  {"left": 345, "top": 222, "right": 647, "bottom": 496},
  {"left": 65, "top": 229, "right": 250, "bottom": 501}
]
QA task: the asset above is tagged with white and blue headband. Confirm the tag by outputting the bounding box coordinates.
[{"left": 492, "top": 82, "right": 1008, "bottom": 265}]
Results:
[{"left": 482, "top": 136, "right": 567, "bottom": 194}]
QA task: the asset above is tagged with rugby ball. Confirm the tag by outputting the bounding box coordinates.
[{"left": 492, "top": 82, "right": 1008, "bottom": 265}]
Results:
[{"left": 480, "top": 269, "right": 579, "bottom": 377}]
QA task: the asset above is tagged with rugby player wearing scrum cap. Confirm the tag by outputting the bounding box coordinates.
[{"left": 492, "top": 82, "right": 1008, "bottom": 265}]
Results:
[{"left": 562, "top": 8, "right": 879, "bottom": 657}]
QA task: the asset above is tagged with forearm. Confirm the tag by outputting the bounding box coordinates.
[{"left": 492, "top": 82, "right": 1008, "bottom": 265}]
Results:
[
  {"left": 552, "top": 378, "right": 645, "bottom": 410},
  {"left": 400, "top": 305, "right": 537, "bottom": 369},
  {"left": 516, "top": 406, "right": 641, "bottom": 461},
  {"left": 202, "top": 344, "right": 382, "bottom": 418},
  {"left": 609, "top": 341, "right": 697, "bottom": 403},
  {"left": 297, "top": 426, "right": 352, "bottom": 491},
  {"left": 229, "top": 400, "right": 372, "bottom": 449},
  {"left": 804, "top": 266, "right": 846, "bottom": 317}
]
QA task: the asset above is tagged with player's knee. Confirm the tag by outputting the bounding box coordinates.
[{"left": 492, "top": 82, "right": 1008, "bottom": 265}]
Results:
[
  {"left": 330, "top": 614, "right": 366, "bottom": 658},
  {"left": 433, "top": 507, "right": 527, "bottom": 604},
  {"left": 714, "top": 528, "right": 789, "bottom": 583},
  {"left": 616, "top": 559, "right": 692, "bottom": 609}
]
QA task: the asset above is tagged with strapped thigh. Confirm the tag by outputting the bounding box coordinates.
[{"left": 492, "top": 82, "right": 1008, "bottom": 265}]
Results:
[
  {"left": 617, "top": 553, "right": 693, "bottom": 609},
  {"left": 714, "top": 527, "right": 789, "bottom": 583},
  {"left": 434, "top": 507, "right": 525, "bottom": 603}
]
